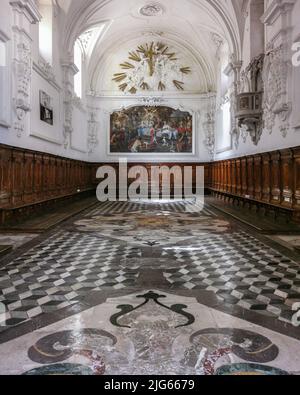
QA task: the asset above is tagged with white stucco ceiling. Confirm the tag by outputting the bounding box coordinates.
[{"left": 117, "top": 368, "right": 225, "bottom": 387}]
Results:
[{"left": 57, "top": 0, "right": 246, "bottom": 94}]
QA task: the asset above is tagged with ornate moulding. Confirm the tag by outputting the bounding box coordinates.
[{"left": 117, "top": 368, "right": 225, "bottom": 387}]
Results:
[
  {"left": 9, "top": 0, "right": 41, "bottom": 24},
  {"left": 236, "top": 54, "right": 265, "bottom": 145},
  {"left": 9, "top": 0, "right": 41, "bottom": 137},
  {"left": 202, "top": 97, "right": 216, "bottom": 160},
  {"left": 13, "top": 42, "right": 32, "bottom": 137},
  {"left": 139, "top": 3, "right": 165, "bottom": 17},
  {"left": 262, "top": 43, "right": 291, "bottom": 138},
  {"left": 32, "top": 57, "right": 61, "bottom": 91},
  {"left": 87, "top": 110, "right": 99, "bottom": 154},
  {"left": 261, "top": 0, "right": 296, "bottom": 25},
  {"left": 139, "top": 97, "right": 165, "bottom": 107},
  {"left": 61, "top": 61, "right": 79, "bottom": 149},
  {"left": 224, "top": 59, "right": 243, "bottom": 149}
]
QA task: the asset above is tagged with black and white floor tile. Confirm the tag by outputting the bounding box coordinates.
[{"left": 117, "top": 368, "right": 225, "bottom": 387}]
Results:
[{"left": 0, "top": 200, "right": 299, "bottom": 361}]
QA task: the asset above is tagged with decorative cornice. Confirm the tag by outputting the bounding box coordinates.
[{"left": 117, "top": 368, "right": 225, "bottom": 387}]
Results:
[
  {"left": 139, "top": 97, "right": 165, "bottom": 107},
  {"left": 32, "top": 59, "right": 61, "bottom": 92},
  {"left": 61, "top": 61, "right": 79, "bottom": 76},
  {"left": 223, "top": 60, "right": 242, "bottom": 76},
  {"left": 9, "top": 0, "right": 42, "bottom": 24},
  {"left": 87, "top": 93, "right": 217, "bottom": 101},
  {"left": 261, "top": 0, "right": 296, "bottom": 25}
]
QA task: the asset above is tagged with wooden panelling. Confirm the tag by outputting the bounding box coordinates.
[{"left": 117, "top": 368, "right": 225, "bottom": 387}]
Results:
[
  {"left": 254, "top": 155, "right": 262, "bottom": 201},
  {"left": 11, "top": 150, "right": 24, "bottom": 206},
  {"left": 0, "top": 144, "right": 94, "bottom": 225},
  {"left": 211, "top": 146, "right": 300, "bottom": 221},
  {"left": 0, "top": 144, "right": 213, "bottom": 225},
  {"left": 270, "top": 151, "right": 281, "bottom": 204},
  {"left": 1, "top": 143, "right": 300, "bottom": 224},
  {"left": 261, "top": 153, "right": 271, "bottom": 203},
  {"left": 247, "top": 156, "right": 254, "bottom": 199},
  {"left": 294, "top": 147, "right": 300, "bottom": 213},
  {"left": 23, "top": 152, "right": 34, "bottom": 203},
  {"left": 236, "top": 159, "right": 242, "bottom": 196},
  {"left": 241, "top": 158, "right": 248, "bottom": 197},
  {"left": 281, "top": 149, "right": 293, "bottom": 208},
  {"left": 91, "top": 162, "right": 212, "bottom": 194},
  {"left": 0, "top": 147, "right": 11, "bottom": 207},
  {"left": 231, "top": 159, "right": 237, "bottom": 195}
]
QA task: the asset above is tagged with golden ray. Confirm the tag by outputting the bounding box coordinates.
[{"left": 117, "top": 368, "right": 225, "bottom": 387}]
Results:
[
  {"left": 173, "top": 80, "right": 184, "bottom": 90},
  {"left": 140, "top": 82, "right": 150, "bottom": 90},
  {"left": 119, "top": 83, "right": 128, "bottom": 91},
  {"left": 156, "top": 42, "right": 166, "bottom": 52},
  {"left": 180, "top": 67, "right": 191, "bottom": 74},
  {"left": 120, "top": 62, "right": 135, "bottom": 69},
  {"left": 161, "top": 46, "right": 169, "bottom": 55},
  {"left": 158, "top": 81, "right": 166, "bottom": 91},
  {"left": 166, "top": 54, "right": 177, "bottom": 61},
  {"left": 137, "top": 45, "right": 147, "bottom": 54},
  {"left": 129, "top": 87, "right": 137, "bottom": 94},
  {"left": 128, "top": 51, "right": 141, "bottom": 62},
  {"left": 166, "top": 52, "right": 176, "bottom": 58},
  {"left": 112, "top": 73, "right": 127, "bottom": 82}
]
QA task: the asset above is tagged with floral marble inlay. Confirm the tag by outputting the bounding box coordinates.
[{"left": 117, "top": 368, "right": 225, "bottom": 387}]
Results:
[{"left": 0, "top": 291, "right": 299, "bottom": 376}]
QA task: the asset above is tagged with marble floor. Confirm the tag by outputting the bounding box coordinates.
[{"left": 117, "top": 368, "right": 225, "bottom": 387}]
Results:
[
  {"left": 0, "top": 200, "right": 300, "bottom": 375},
  {"left": 0, "top": 233, "right": 38, "bottom": 250}
]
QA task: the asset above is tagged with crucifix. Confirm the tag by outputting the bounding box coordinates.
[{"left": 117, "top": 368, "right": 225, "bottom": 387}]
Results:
[{"left": 145, "top": 42, "right": 156, "bottom": 77}]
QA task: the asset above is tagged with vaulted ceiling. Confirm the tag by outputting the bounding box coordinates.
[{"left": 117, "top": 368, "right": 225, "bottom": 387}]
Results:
[{"left": 56, "top": 0, "right": 247, "bottom": 94}]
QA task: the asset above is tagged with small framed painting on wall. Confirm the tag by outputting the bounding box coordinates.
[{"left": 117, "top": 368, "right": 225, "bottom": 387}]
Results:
[{"left": 40, "top": 90, "right": 53, "bottom": 126}]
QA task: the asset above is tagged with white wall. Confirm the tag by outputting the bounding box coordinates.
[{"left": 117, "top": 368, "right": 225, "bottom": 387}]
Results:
[
  {"left": 215, "top": 0, "right": 300, "bottom": 161},
  {"left": 0, "top": 0, "right": 89, "bottom": 161},
  {"left": 0, "top": 0, "right": 12, "bottom": 131}
]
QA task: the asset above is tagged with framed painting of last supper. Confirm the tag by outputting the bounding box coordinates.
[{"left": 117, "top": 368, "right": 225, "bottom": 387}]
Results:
[{"left": 109, "top": 106, "right": 194, "bottom": 154}]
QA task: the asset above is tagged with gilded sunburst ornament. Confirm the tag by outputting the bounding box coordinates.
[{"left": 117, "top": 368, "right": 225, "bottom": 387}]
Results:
[{"left": 112, "top": 42, "right": 191, "bottom": 94}]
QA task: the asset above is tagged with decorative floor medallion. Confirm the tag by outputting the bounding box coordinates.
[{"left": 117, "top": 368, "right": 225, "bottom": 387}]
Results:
[
  {"left": 0, "top": 290, "right": 299, "bottom": 375},
  {"left": 0, "top": 201, "right": 300, "bottom": 375}
]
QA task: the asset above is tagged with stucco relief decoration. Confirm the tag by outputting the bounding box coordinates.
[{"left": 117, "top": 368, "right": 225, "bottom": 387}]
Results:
[
  {"left": 38, "top": 57, "right": 56, "bottom": 83},
  {"left": 87, "top": 111, "right": 99, "bottom": 154},
  {"left": 77, "top": 30, "right": 94, "bottom": 54},
  {"left": 139, "top": 2, "right": 165, "bottom": 17},
  {"left": 63, "top": 88, "right": 73, "bottom": 149},
  {"left": 239, "top": 70, "right": 250, "bottom": 93},
  {"left": 240, "top": 124, "right": 248, "bottom": 143},
  {"left": 210, "top": 33, "right": 224, "bottom": 60},
  {"left": 236, "top": 54, "right": 264, "bottom": 145},
  {"left": 229, "top": 87, "right": 239, "bottom": 149},
  {"left": 62, "top": 62, "right": 78, "bottom": 149},
  {"left": 203, "top": 99, "right": 216, "bottom": 159},
  {"left": 139, "top": 97, "right": 165, "bottom": 107},
  {"left": 263, "top": 44, "right": 291, "bottom": 137},
  {"left": 112, "top": 42, "right": 191, "bottom": 94},
  {"left": 13, "top": 43, "right": 32, "bottom": 137}
]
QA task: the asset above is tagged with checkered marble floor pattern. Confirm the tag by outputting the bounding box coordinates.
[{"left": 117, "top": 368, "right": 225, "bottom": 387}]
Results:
[
  {"left": 0, "top": 232, "right": 141, "bottom": 330},
  {"left": 163, "top": 231, "right": 300, "bottom": 323},
  {"left": 85, "top": 199, "right": 215, "bottom": 216},
  {"left": 0, "top": 200, "right": 300, "bottom": 333}
]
